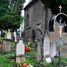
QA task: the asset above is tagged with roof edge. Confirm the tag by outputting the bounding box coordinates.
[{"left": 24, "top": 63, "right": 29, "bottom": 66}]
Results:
[{"left": 24, "top": 0, "right": 38, "bottom": 10}]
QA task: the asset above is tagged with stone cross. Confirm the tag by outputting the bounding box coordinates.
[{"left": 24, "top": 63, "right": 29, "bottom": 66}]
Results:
[{"left": 59, "top": 5, "right": 62, "bottom": 13}]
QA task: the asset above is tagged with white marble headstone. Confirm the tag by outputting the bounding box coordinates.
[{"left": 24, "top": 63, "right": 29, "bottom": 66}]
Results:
[
  {"left": 43, "top": 32, "right": 50, "bottom": 58},
  {"left": 7, "top": 29, "right": 11, "bottom": 39},
  {"left": 16, "top": 39, "right": 25, "bottom": 63},
  {"left": 16, "top": 39, "right": 24, "bottom": 56}
]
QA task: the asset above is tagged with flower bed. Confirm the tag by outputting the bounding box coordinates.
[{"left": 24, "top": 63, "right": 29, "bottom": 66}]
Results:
[
  {"left": 25, "top": 46, "right": 31, "bottom": 52},
  {"left": 17, "top": 61, "right": 33, "bottom": 67}
]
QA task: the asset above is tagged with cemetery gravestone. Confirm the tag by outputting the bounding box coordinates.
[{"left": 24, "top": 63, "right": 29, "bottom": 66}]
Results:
[
  {"left": 16, "top": 39, "right": 25, "bottom": 63},
  {"left": 50, "top": 41, "right": 56, "bottom": 58},
  {"left": 7, "top": 29, "right": 11, "bottom": 39},
  {"left": 43, "top": 32, "right": 50, "bottom": 58},
  {"left": 13, "top": 31, "right": 17, "bottom": 42},
  {"left": 2, "top": 39, "right": 12, "bottom": 53},
  {"left": 2, "top": 29, "right": 12, "bottom": 53}
]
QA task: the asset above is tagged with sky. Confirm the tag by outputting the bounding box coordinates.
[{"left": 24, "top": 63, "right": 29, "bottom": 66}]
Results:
[
  {"left": 21, "top": 0, "right": 30, "bottom": 16},
  {"left": 20, "top": 0, "right": 30, "bottom": 31}
]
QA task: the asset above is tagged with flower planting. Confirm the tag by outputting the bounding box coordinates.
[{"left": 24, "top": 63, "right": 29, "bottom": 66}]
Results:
[
  {"left": 17, "top": 61, "right": 32, "bottom": 67},
  {"left": 0, "top": 45, "right": 2, "bottom": 49},
  {"left": 25, "top": 46, "right": 31, "bottom": 52}
]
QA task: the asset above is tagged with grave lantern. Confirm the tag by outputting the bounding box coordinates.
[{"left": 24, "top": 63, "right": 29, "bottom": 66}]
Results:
[
  {"left": 54, "top": 5, "right": 67, "bottom": 67},
  {"left": 34, "top": 64, "right": 39, "bottom": 67}
]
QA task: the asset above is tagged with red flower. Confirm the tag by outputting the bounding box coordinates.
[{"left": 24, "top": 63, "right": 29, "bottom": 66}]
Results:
[
  {"left": 0, "top": 45, "right": 2, "bottom": 49},
  {"left": 20, "top": 64, "right": 29, "bottom": 67},
  {"left": 25, "top": 47, "right": 31, "bottom": 52}
]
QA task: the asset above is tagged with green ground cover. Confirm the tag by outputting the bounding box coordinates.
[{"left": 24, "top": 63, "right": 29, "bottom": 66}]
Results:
[
  {"left": 0, "top": 40, "right": 67, "bottom": 67},
  {"left": 0, "top": 55, "right": 13, "bottom": 67}
]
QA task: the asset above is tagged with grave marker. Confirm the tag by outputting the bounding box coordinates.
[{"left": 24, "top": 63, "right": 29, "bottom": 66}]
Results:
[
  {"left": 43, "top": 32, "right": 50, "bottom": 58},
  {"left": 13, "top": 31, "right": 17, "bottom": 42},
  {"left": 16, "top": 39, "right": 25, "bottom": 63},
  {"left": 7, "top": 29, "right": 11, "bottom": 39}
]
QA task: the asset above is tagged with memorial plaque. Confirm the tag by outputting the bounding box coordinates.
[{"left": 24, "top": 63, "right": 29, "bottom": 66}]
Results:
[{"left": 45, "top": 57, "right": 51, "bottom": 63}]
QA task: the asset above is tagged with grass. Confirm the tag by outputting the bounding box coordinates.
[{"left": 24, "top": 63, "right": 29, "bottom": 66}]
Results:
[
  {"left": 26, "top": 58, "right": 36, "bottom": 66},
  {"left": 40, "top": 58, "right": 67, "bottom": 67},
  {"left": 0, "top": 55, "right": 13, "bottom": 67}
]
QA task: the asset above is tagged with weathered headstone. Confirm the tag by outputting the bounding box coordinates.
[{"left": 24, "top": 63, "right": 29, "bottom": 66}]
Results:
[
  {"left": 13, "top": 31, "right": 17, "bottom": 42},
  {"left": 43, "top": 32, "right": 50, "bottom": 58},
  {"left": 50, "top": 41, "right": 56, "bottom": 58},
  {"left": 2, "top": 39, "right": 12, "bottom": 53},
  {"left": 16, "top": 39, "right": 25, "bottom": 63},
  {"left": 7, "top": 29, "right": 11, "bottom": 39}
]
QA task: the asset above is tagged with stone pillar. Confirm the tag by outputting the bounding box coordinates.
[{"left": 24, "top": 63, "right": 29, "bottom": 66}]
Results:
[{"left": 36, "top": 42, "right": 41, "bottom": 63}]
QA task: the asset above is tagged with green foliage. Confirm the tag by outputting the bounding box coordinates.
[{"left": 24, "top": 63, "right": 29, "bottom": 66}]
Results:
[
  {"left": 12, "top": 42, "right": 16, "bottom": 48},
  {"left": 26, "top": 58, "right": 36, "bottom": 66},
  {"left": 4, "top": 51, "right": 15, "bottom": 59},
  {"left": 40, "top": 0, "right": 67, "bottom": 14},
  {"left": 0, "top": 0, "right": 24, "bottom": 30},
  {"left": 25, "top": 50, "right": 36, "bottom": 56},
  {"left": 40, "top": 58, "right": 67, "bottom": 67},
  {"left": 61, "top": 57, "right": 67, "bottom": 62},
  {"left": 0, "top": 55, "right": 13, "bottom": 67},
  {"left": 25, "top": 42, "right": 35, "bottom": 48}
]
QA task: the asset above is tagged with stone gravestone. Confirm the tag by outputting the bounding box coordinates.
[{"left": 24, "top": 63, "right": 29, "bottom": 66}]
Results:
[
  {"left": 7, "top": 29, "right": 11, "bottom": 39},
  {"left": 2, "top": 39, "right": 12, "bottom": 53},
  {"left": 16, "top": 39, "right": 25, "bottom": 63},
  {"left": 50, "top": 41, "right": 56, "bottom": 58},
  {"left": 2, "top": 29, "right": 12, "bottom": 53},
  {"left": 13, "top": 31, "right": 17, "bottom": 42},
  {"left": 43, "top": 32, "right": 50, "bottom": 59}
]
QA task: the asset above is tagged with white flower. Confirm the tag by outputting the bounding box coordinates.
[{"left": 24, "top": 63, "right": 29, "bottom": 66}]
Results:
[{"left": 27, "top": 65, "right": 33, "bottom": 67}]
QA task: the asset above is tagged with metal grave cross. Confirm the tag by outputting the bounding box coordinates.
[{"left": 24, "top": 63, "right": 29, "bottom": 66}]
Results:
[{"left": 59, "top": 5, "right": 62, "bottom": 13}]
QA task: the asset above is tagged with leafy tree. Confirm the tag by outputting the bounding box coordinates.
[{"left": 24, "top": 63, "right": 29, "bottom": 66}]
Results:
[
  {"left": 0, "top": 0, "right": 9, "bottom": 29},
  {"left": 0, "top": 0, "right": 25, "bottom": 31},
  {"left": 40, "top": 0, "right": 67, "bottom": 14}
]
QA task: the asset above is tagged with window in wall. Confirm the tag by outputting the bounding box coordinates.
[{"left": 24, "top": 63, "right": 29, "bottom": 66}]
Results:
[
  {"left": 49, "top": 22, "right": 54, "bottom": 31},
  {"left": 26, "top": 14, "right": 29, "bottom": 27},
  {"left": 49, "top": 15, "right": 56, "bottom": 32}
]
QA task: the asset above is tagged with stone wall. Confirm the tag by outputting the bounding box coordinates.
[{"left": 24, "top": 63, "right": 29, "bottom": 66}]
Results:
[{"left": 24, "top": 0, "right": 52, "bottom": 41}]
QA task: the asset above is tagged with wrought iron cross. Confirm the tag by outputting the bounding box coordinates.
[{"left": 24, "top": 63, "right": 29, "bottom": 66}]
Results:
[{"left": 59, "top": 5, "right": 62, "bottom": 13}]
